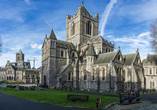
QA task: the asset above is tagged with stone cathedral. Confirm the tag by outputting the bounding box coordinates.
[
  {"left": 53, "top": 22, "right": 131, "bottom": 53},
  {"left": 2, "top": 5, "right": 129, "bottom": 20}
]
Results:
[{"left": 41, "top": 5, "right": 145, "bottom": 93}]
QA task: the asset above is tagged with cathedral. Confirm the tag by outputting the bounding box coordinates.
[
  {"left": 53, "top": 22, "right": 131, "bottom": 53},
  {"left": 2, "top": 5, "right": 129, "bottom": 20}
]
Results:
[{"left": 41, "top": 5, "right": 145, "bottom": 93}]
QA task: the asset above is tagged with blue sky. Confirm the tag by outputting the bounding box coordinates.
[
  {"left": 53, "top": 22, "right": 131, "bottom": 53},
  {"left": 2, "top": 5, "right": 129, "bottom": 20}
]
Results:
[{"left": 0, "top": 0, "right": 157, "bottom": 68}]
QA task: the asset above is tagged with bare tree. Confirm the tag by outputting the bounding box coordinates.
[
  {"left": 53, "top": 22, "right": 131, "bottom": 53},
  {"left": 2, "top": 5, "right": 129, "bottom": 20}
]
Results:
[
  {"left": 150, "top": 19, "right": 157, "bottom": 52},
  {"left": 0, "top": 34, "right": 2, "bottom": 56}
]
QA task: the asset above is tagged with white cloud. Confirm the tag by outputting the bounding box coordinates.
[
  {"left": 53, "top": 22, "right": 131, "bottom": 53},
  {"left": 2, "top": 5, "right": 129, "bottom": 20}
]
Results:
[
  {"left": 100, "top": 0, "right": 118, "bottom": 37},
  {"left": 117, "top": 0, "right": 157, "bottom": 23},
  {"left": 31, "top": 43, "right": 42, "bottom": 49},
  {"left": 108, "top": 31, "right": 152, "bottom": 60},
  {"left": 24, "top": 0, "right": 30, "bottom": 5}
]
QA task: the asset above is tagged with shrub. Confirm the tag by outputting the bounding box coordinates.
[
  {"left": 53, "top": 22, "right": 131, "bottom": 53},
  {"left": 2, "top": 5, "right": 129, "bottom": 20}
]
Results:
[
  {"left": 65, "top": 86, "right": 67, "bottom": 91},
  {"left": 70, "top": 86, "right": 72, "bottom": 92},
  {"left": 54, "top": 86, "right": 56, "bottom": 89},
  {"left": 61, "top": 87, "right": 63, "bottom": 91},
  {"left": 19, "top": 86, "right": 24, "bottom": 90}
]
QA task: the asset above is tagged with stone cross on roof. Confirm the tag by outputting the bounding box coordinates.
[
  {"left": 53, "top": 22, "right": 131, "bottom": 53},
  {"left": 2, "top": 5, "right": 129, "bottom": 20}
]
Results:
[{"left": 82, "top": 0, "right": 84, "bottom": 5}]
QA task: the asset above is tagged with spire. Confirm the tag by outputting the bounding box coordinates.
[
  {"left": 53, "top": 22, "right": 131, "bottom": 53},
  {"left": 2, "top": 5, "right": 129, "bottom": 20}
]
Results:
[
  {"left": 49, "top": 28, "right": 57, "bottom": 40},
  {"left": 19, "top": 49, "right": 22, "bottom": 54},
  {"left": 86, "top": 43, "right": 96, "bottom": 56}
]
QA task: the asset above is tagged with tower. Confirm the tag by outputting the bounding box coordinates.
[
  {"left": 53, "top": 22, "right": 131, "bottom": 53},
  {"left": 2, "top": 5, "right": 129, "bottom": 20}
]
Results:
[
  {"left": 66, "top": 5, "right": 99, "bottom": 50},
  {"left": 41, "top": 29, "right": 57, "bottom": 87},
  {"left": 16, "top": 49, "right": 24, "bottom": 66}
]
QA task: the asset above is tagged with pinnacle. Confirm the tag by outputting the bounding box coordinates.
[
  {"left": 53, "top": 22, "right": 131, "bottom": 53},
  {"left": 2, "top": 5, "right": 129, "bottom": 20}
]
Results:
[{"left": 49, "top": 29, "right": 57, "bottom": 40}]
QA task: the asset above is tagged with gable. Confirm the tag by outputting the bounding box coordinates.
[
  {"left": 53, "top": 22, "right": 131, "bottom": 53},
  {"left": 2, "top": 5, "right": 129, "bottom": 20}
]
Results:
[
  {"left": 133, "top": 52, "right": 142, "bottom": 67},
  {"left": 112, "top": 50, "right": 124, "bottom": 64}
]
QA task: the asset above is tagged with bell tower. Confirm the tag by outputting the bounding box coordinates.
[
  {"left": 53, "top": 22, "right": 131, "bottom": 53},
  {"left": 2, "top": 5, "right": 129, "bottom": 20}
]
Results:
[{"left": 66, "top": 5, "right": 99, "bottom": 50}]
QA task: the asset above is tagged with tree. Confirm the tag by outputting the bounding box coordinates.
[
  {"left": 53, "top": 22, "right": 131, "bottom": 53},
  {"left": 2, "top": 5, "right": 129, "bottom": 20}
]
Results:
[
  {"left": 0, "top": 34, "right": 2, "bottom": 56},
  {"left": 150, "top": 19, "right": 157, "bottom": 52},
  {"left": 142, "top": 59, "right": 146, "bottom": 63}
]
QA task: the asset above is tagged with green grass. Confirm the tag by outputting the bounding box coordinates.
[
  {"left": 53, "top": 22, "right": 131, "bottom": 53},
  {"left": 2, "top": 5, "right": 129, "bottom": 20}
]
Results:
[
  {"left": 74, "top": 90, "right": 119, "bottom": 96},
  {"left": 1, "top": 87, "right": 119, "bottom": 109}
]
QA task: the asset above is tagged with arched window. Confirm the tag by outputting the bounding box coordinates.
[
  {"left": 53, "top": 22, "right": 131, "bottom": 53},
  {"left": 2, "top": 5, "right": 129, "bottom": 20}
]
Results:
[
  {"left": 68, "top": 72, "right": 71, "bottom": 81},
  {"left": 106, "top": 48, "right": 108, "bottom": 53},
  {"left": 102, "top": 68, "right": 105, "bottom": 80},
  {"left": 61, "top": 50, "right": 64, "bottom": 57},
  {"left": 150, "top": 68, "right": 152, "bottom": 74},
  {"left": 108, "top": 49, "right": 110, "bottom": 52},
  {"left": 86, "top": 21, "right": 91, "bottom": 35},
  {"left": 150, "top": 81, "right": 152, "bottom": 88},
  {"left": 71, "top": 22, "right": 75, "bottom": 36},
  {"left": 84, "top": 69, "right": 86, "bottom": 80},
  {"left": 72, "top": 53, "right": 75, "bottom": 58},
  {"left": 92, "top": 68, "right": 94, "bottom": 80},
  {"left": 118, "top": 55, "right": 121, "bottom": 61}
]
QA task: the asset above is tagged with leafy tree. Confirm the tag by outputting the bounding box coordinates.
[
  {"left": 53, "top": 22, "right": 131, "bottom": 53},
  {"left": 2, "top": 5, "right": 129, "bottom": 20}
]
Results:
[
  {"left": 150, "top": 19, "right": 157, "bottom": 52},
  {"left": 142, "top": 59, "right": 146, "bottom": 63}
]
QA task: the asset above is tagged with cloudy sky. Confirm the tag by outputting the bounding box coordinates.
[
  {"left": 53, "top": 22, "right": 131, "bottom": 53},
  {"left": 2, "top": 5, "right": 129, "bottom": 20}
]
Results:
[{"left": 0, "top": 0, "right": 157, "bottom": 68}]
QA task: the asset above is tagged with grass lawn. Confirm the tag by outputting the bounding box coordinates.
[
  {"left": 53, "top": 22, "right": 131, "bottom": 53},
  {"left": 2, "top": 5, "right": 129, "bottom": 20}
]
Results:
[
  {"left": 74, "top": 90, "right": 119, "bottom": 96},
  {"left": 1, "top": 87, "right": 119, "bottom": 109}
]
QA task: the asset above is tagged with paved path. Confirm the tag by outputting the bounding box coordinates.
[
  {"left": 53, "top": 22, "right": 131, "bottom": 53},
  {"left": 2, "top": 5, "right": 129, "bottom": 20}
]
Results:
[
  {"left": 141, "top": 94, "right": 157, "bottom": 103},
  {"left": 0, "top": 87, "right": 93, "bottom": 110}
]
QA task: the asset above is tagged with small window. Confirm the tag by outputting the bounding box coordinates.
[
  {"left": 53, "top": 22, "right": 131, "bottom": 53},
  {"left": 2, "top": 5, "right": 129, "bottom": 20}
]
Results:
[
  {"left": 18, "top": 57, "right": 20, "bottom": 60},
  {"left": 109, "top": 49, "right": 110, "bottom": 52},
  {"left": 68, "top": 73, "right": 71, "bottom": 81},
  {"left": 150, "top": 68, "right": 152, "bottom": 74},
  {"left": 61, "top": 50, "right": 64, "bottom": 57},
  {"left": 84, "top": 69, "right": 86, "bottom": 80},
  {"left": 118, "top": 55, "right": 121, "bottom": 61},
  {"left": 72, "top": 53, "right": 75, "bottom": 58},
  {"left": 33, "top": 75, "right": 34, "bottom": 77},
  {"left": 28, "top": 75, "right": 29, "bottom": 77}
]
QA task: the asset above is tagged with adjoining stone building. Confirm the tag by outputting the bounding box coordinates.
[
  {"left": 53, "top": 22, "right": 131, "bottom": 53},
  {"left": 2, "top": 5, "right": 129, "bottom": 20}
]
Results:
[
  {"left": 0, "top": 50, "right": 40, "bottom": 84},
  {"left": 41, "top": 5, "right": 145, "bottom": 93},
  {"left": 143, "top": 54, "right": 157, "bottom": 90}
]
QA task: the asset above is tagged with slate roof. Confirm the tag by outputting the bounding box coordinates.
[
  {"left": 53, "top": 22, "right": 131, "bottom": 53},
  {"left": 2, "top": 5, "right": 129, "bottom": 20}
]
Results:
[
  {"left": 123, "top": 53, "right": 136, "bottom": 65},
  {"left": 89, "top": 35, "right": 103, "bottom": 42},
  {"left": 0, "top": 67, "right": 8, "bottom": 71},
  {"left": 25, "top": 69, "right": 39, "bottom": 74},
  {"left": 86, "top": 43, "right": 96, "bottom": 56},
  {"left": 146, "top": 54, "right": 157, "bottom": 65},
  {"left": 94, "top": 51, "right": 117, "bottom": 64},
  {"left": 56, "top": 40, "right": 75, "bottom": 49},
  {"left": 57, "top": 65, "right": 69, "bottom": 74}
]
